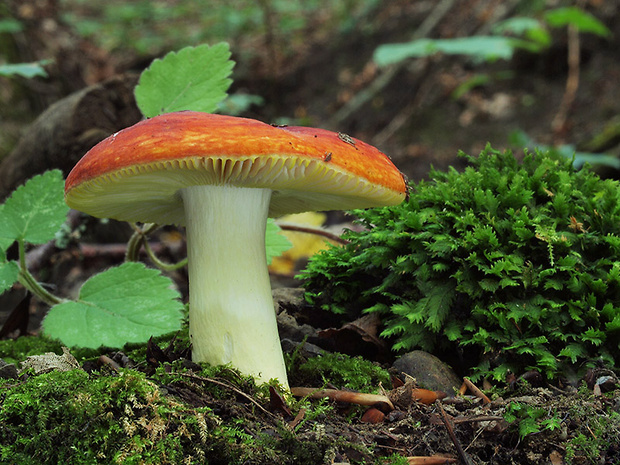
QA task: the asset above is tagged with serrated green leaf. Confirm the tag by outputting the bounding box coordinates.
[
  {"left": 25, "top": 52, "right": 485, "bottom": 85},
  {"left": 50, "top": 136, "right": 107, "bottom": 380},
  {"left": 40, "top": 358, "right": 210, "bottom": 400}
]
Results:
[
  {"left": 265, "top": 219, "right": 292, "bottom": 265},
  {"left": 518, "top": 417, "right": 541, "bottom": 438},
  {"left": 419, "top": 282, "right": 455, "bottom": 332},
  {"left": 0, "top": 170, "right": 68, "bottom": 245},
  {"left": 135, "top": 43, "right": 234, "bottom": 117},
  {"left": 0, "top": 260, "right": 19, "bottom": 294},
  {"left": 42, "top": 262, "right": 183, "bottom": 349},
  {"left": 606, "top": 314, "right": 620, "bottom": 332},
  {"left": 0, "top": 205, "right": 15, "bottom": 252},
  {"left": 582, "top": 327, "right": 605, "bottom": 346},
  {"left": 559, "top": 343, "right": 586, "bottom": 363},
  {"left": 479, "top": 278, "right": 501, "bottom": 292},
  {"left": 443, "top": 320, "right": 463, "bottom": 341}
]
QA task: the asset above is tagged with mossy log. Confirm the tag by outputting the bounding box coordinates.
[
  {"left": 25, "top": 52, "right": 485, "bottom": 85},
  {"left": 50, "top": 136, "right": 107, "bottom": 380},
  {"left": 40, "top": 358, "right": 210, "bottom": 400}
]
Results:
[{"left": 0, "top": 74, "right": 141, "bottom": 200}]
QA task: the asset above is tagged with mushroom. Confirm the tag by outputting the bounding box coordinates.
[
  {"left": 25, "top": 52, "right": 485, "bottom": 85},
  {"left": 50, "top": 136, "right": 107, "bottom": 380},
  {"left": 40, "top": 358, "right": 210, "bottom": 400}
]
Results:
[{"left": 64, "top": 111, "right": 408, "bottom": 388}]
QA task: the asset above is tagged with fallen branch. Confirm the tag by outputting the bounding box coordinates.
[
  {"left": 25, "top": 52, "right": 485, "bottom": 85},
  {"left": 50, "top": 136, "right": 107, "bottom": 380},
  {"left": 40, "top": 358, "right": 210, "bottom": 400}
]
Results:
[
  {"left": 407, "top": 456, "right": 458, "bottom": 465},
  {"left": 407, "top": 455, "right": 457, "bottom": 465},
  {"left": 277, "top": 222, "right": 349, "bottom": 245},
  {"left": 290, "top": 387, "right": 394, "bottom": 411},
  {"left": 461, "top": 377, "right": 491, "bottom": 405},
  {"left": 438, "top": 402, "right": 476, "bottom": 465}
]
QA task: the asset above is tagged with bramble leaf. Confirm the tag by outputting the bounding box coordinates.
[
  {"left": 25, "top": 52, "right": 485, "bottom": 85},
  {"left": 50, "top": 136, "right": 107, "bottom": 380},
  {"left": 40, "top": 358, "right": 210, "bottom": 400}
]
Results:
[
  {"left": 42, "top": 262, "right": 183, "bottom": 348},
  {"left": 0, "top": 170, "right": 68, "bottom": 246},
  {"left": 265, "top": 219, "right": 292, "bottom": 265},
  {"left": 0, "top": 260, "right": 19, "bottom": 294},
  {"left": 135, "top": 43, "right": 234, "bottom": 117}
]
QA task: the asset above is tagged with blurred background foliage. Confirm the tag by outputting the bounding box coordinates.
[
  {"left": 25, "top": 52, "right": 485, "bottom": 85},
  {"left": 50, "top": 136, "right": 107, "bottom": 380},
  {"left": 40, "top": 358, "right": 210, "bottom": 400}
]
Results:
[
  {"left": 60, "top": 0, "right": 379, "bottom": 57},
  {"left": 1, "top": 0, "right": 619, "bottom": 183}
]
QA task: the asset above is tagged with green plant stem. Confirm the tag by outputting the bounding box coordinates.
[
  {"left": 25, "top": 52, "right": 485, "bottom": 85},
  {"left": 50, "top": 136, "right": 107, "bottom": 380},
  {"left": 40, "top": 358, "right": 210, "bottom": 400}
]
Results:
[
  {"left": 17, "top": 239, "right": 64, "bottom": 306},
  {"left": 126, "top": 222, "right": 187, "bottom": 271},
  {"left": 143, "top": 240, "right": 188, "bottom": 271},
  {"left": 125, "top": 223, "right": 159, "bottom": 262}
]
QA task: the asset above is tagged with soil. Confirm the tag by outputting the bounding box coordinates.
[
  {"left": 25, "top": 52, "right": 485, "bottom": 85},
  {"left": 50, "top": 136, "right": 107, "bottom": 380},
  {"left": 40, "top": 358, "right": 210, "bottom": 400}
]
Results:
[{"left": 2, "top": 0, "right": 620, "bottom": 463}]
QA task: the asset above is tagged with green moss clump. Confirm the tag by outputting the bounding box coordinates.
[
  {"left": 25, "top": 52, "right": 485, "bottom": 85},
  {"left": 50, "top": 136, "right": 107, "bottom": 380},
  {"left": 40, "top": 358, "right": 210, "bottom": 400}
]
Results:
[
  {"left": 1, "top": 370, "right": 210, "bottom": 464},
  {"left": 300, "top": 146, "right": 620, "bottom": 380},
  {"left": 0, "top": 335, "right": 65, "bottom": 365},
  {"left": 291, "top": 353, "right": 391, "bottom": 392}
]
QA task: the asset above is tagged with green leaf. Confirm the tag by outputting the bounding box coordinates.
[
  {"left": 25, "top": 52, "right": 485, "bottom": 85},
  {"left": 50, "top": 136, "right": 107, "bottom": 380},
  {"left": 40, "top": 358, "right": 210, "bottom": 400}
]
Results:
[
  {"left": 0, "top": 18, "right": 24, "bottom": 34},
  {"left": 265, "top": 219, "right": 292, "bottom": 265},
  {"left": 518, "top": 417, "right": 541, "bottom": 438},
  {"left": 541, "top": 416, "right": 562, "bottom": 432},
  {"left": 419, "top": 282, "right": 455, "bottom": 331},
  {"left": 544, "top": 7, "right": 611, "bottom": 37},
  {"left": 0, "top": 61, "right": 50, "bottom": 78},
  {"left": 492, "top": 17, "right": 551, "bottom": 49},
  {"left": 606, "top": 314, "right": 620, "bottom": 332},
  {"left": 559, "top": 343, "right": 586, "bottom": 363},
  {"left": 135, "top": 43, "right": 234, "bottom": 117},
  {"left": 582, "top": 327, "right": 605, "bottom": 346},
  {"left": 374, "top": 36, "right": 525, "bottom": 67},
  {"left": 0, "top": 206, "right": 14, "bottom": 252},
  {"left": 0, "top": 260, "right": 19, "bottom": 294},
  {"left": 479, "top": 278, "right": 500, "bottom": 292},
  {"left": 42, "top": 262, "right": 184, "bottom": 349},
  {"left": 0, "top": 170, "right": 68, "bottom": 245}
]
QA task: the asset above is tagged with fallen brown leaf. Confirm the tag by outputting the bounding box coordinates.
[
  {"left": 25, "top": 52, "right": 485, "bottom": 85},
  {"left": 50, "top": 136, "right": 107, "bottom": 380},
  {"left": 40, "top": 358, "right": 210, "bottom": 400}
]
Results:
[{"left": 360, "top": 407, "right": 385, "bottom": 424}]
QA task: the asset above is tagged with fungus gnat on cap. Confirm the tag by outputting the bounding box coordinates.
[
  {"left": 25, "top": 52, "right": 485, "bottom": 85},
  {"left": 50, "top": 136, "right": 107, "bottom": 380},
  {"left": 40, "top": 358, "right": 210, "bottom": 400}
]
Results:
[
  {"left": 338, "top": 132, "right": 356, "bottom": 147},
  {"left": 324, "top": 152, "right": 332, "bottom": 162}
]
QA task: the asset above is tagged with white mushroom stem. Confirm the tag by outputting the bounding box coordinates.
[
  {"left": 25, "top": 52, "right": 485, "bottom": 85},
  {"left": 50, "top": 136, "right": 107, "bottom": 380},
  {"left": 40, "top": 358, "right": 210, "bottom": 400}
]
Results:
[{"left": 180, "top": 184, "right": 289, "bottom": 389}]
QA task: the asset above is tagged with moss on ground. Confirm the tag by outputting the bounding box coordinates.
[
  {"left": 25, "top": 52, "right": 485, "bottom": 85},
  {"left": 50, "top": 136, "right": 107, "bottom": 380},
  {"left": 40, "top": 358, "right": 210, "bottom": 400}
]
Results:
[
  {"left": 0, "top": 366, "right": 336, "bottom": 465},
  {"left": 0, "top": 334, "right": 392, "bottom": 465},
  {"left": 289, "top": 352, "right": 391, "bottom": 392},
  {"left": 2, "top": 334, "right": 619, "bottom": 464}
]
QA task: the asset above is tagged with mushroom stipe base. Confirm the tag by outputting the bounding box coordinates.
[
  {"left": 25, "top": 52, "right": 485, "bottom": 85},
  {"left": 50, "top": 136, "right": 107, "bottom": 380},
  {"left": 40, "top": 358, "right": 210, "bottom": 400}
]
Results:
[{"left": 181, "top": 184, "right": 288, "bottom": 388}]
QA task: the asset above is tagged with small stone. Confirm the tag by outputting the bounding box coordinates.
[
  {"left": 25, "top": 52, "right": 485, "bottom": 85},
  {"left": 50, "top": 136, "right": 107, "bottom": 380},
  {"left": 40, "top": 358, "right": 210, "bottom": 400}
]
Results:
[
  {"left": 595, "top": 375, "right": 618, "bottom": 393},
  {"left": 0, "top": 359, "right": 18, "bottom": 379},
  {"left": 19, "top": 347, "right": 81, "bottom": 375},
  {"left": 273, "top": 287, "right": 317, "bottom": 343},
  {"left": 392, "top": 350, "right": 461, "bottom": 395}
]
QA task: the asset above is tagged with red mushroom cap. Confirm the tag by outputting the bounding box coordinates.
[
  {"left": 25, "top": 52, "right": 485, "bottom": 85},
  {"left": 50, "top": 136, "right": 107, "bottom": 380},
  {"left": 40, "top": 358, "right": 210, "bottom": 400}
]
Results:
[{"left": 65, "top": 111, "right": 408, "bottom": 225}]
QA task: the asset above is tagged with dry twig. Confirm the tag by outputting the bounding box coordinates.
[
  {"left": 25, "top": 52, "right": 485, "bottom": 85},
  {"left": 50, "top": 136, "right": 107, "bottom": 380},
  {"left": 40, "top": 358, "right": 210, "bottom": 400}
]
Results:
[
  {"left": 462, "top": 377, "right": 491, "bottom": 405},
  {"left": 290, "top": 387, "right": 394, "bottom": 411},
  {"left": 438, "top": 402, "right": 476, "bottom": 465},
  {"left": 179, "top": 372, "right": 279, "bottom": 422}
]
